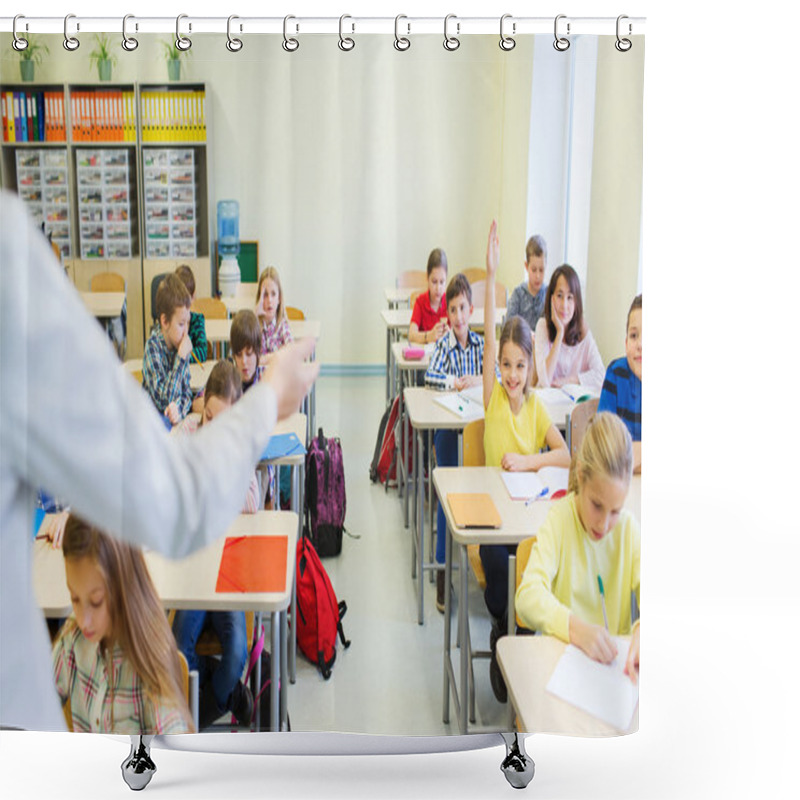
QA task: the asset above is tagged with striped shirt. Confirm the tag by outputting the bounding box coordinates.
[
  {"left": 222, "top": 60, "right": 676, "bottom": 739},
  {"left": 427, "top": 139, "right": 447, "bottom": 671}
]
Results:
[
  {"left": 188, "top": 311, "right": 208, "bottom": 363},
  {"left": 142, "top": 328, "right": 193, "bottom": 420},
  {"left": 424, "top": 328, "right": 484, "bottom": 391},
  {"left": 598, "top": 356, "right": 642, "bottom": 441},
  {"left": 52, "top": 620, "right": 189, "bottom": 734}
]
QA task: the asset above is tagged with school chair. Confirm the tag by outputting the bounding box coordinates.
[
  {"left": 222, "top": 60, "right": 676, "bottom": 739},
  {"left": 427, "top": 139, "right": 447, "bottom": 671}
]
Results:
[
  {"left": 176, "top": 650, "right": 200, "bottom": 732},
  {"left": 461, "top": 267, "right": 487, "bottom": 285},
  {"left": 470, "top": 279, "right": 508, "bottom": 309},
  {"left": 90, "top": 271, "right": 125, "bottom": 292},
  {"left": 62, "top": 697, "right": 73, "bottom": 732},
  {"left": 91, "top": 271, "right": 127, "bottom": 358},
  {"left": 566, "top": 396, "right": 599, "bottom": 456},
  {"left": 123, "top": 359, "right": 143, "bottom": 384},
  {"left": 191, "top": 297, "right": 228, "bottom": 359},
  {"left": 409, "top": 289, "right": 424, "bottom": 308},
  {"left": 285, "top": 306, "right": 305, "bottom": 320},
  {"left": 396, "top": 270, "right": 427, "bottom": 290}
]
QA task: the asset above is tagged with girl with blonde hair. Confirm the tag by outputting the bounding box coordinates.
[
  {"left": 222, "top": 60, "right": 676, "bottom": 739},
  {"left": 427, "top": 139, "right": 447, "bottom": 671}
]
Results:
[
  {"left": 52, "top": 515, "right": 194, "bottom": 733},
  {"left": 255, "top": 266, "right": 293, "bottom": 362}
]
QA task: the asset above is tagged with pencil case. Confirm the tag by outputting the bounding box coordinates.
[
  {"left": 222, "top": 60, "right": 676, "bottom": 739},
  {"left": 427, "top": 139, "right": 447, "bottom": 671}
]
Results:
[{"left": 402, "top": 346, "right": 426, "bottom": 360}]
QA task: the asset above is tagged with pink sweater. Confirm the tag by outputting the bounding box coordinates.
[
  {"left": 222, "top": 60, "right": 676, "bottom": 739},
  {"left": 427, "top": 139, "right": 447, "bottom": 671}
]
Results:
[{"left": 534, "top": 318, "right": 605, "bottom": 391}]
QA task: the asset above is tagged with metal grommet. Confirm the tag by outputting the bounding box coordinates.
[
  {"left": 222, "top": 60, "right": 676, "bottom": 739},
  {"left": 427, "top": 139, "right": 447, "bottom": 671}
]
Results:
[
  {"left": 443, "top": 14, "right": 460, "bottom": 52},
  {"left": 122, "top": 14, "right": 138, "bottom": 52},
  {"left": 12, "top": 15, "right": 29, "bottom": 52},
  {"left": 615, "top": 15, "right": 632, "bottom": 52},
  {"left": 499, "top": 13, "right": 515, "bottom": 51},
  {"left": 338, "top": 14, "right": 355, "bottom": 51},
  {"left": 63, "top": 13, "right": 80, "bottom": 51},
  {"left": 175, "top": 13, "right": 192, "bottom": 51},
  {"left": 553, "top": 14, "right": 570, "bottom": 52},
  {"left": 394, "top": 14, "right": 410, "bottom": 51},
  {"left": 283, "top": 15, "right": 299, "bottom": 52},
  {"left": 226, "top": 15, "right": 243, "bottom": 52}
]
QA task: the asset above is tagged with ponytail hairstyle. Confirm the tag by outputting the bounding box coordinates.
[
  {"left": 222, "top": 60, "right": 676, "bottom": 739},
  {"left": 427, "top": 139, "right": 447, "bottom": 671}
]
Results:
[
  {"left": 498, "top": 315, "right": 535, "bottom": 396},
  {"left": 256, "top": 266, "right": 286, "bottom": 326},
  {"left": 568, "top": 411, "right": 633, "bottom": 495},
  {"left": 60, "top": 515, "right": 194, "bottom": 733},
  {"left": 544, "top": 264, "right": 584, "bottom": 347}
]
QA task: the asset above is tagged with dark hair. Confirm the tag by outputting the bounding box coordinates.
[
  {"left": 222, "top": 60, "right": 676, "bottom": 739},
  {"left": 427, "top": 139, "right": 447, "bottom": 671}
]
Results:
[
  {"left": 498, "top": 315, "right": 534, "bottom": 395},
  {"left": 446, "top": 273, "right": 472, "bottom": 307},
  {"left": 174, "top": 264, "right": 195, "bottom": 298},
  {"left": 426, "top": 248, "right": 448, "bottom": 277},
  {"left": 230, "top": 309, "right": 261, "bottom": 357},
  {"left": 544, "top": 264, "right": 584, "bottom": 347},
  {"left": 155, "top": 274, "right": 191, "bottom": 323},
  {"left": 205, "top": 360, "right": 243, "bottom": 405},
  {"left": 627, "top": 294, "right": 642, "bottom": 333},
  {"left": 525, "top": 235, "right": 547, "bottom": 263}
]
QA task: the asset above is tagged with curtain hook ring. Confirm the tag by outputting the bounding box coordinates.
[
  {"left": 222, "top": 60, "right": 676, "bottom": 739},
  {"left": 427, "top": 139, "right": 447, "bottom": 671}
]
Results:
[
  {"left": 338, "top": 14, "right": 355, "bottom": 51},
  {"left": 443, "top": 14, "right": 460, "bottom": 52},
  {"left": 122, "top": 14, "right": 138, "bottom": 52},
  {"left": 283, "top": 15, "right": 299, "bottom": 52},
  {"left": 226, "top": 15, "right": 243, "bottom": 52},
  {"left": 63, "top": 13, "right": 80, "bottom": 51},
  {"left": 615, "top": 15, "right": 632, "bottom": 52},
  {"left": 499, "top": 14, "right": 516, "bottom": 51},
  {"left": 12, "top": 15, "right": 29, "bottom": 52},
  {"left": 553, "top": 14, "right": 570, "bottom": 52},
  {"left": 394, "top": 14, "right": 410, "bottom": 51},
  {"left": 176, "top": 13, "right": 192, "bottom": 51}
]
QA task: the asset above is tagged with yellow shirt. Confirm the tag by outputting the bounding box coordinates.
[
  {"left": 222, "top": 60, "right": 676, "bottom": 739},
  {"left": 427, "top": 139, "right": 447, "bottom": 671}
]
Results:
[
  {"left": 483, "top": 381, "right": 552, "bottom": 468},
  {"left": 515, "top": 493, "right": 640, "bottom": 642}
]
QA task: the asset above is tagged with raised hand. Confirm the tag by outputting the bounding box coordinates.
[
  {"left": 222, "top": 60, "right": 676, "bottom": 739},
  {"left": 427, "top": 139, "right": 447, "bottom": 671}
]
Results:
[{"left": 486, "top": 219, "right": 499, "bottom": 278}]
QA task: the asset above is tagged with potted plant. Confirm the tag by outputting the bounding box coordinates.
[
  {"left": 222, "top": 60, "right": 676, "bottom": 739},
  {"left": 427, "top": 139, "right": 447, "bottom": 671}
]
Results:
[
  {"left": 160, "top": 40, "right": 192, "bottom": 81},
  {"left": 14, "top": 35, "right": 49, "bottom": 82},
  {"left": 89, "top": 33, "right": 117, "bottom": 81}
]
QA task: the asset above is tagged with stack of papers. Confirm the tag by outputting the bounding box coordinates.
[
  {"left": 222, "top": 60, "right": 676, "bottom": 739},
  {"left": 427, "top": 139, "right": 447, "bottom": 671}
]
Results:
[
  {"left": 501, "top": 467, "right": 569, "bottom": 501},
  {"left": 433, "top": 391, "right": 482, "bottom": 420}
]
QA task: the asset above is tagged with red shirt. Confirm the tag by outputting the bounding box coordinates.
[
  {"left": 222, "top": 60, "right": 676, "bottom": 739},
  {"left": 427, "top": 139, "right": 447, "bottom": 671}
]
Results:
[{"left": 411, "top": 291, "right": 447, "bottom": 332}]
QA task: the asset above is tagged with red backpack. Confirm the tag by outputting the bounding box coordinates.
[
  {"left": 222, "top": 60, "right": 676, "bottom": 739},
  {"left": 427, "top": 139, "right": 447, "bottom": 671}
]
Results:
[
  {"left": 369, "top": 396, "right": 413, "bottom": 489},
  {"left": 295, "top": 535, "right": 350, "bottom": 679}
]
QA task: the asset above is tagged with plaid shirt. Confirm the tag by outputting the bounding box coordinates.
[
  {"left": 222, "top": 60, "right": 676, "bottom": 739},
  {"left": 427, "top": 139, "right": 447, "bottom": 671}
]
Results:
[
  {"left": 52, "top": 620, "right": 188, "bottom": 734},
  {"left": 142, "top": 328, "right": 193, "bottom": 419},
  {"left": 424, "top": 328, "right": 485, "bottom": 391},
  {"left": 260, "top": 317, "right": 293, "bottom": 355}
]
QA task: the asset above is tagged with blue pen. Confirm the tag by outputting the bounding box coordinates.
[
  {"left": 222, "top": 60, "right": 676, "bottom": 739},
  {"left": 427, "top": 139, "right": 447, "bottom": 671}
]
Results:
[
  {"left": 597, "top": 574, "right": 609, "bottom": 631},
  {"left": 524, "top": 486, "right": 548, "bottom": 506}
]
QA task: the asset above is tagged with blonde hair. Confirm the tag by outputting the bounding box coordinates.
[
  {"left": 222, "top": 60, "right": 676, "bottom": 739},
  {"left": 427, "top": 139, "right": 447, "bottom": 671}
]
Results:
[
  {"left": 59, "top": 515, "right": 194, "bottom": 733},
  {"left": 568, "top": 411, "right": 633, "bottom": 495},
  {"left": 256, "top": 266, "right": 286, "bottom": 326}
]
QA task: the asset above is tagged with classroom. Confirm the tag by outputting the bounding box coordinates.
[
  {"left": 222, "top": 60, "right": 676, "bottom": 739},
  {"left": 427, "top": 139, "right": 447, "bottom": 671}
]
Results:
[{"left": 1, "top": 29, "right": 643, "bottom": 739}]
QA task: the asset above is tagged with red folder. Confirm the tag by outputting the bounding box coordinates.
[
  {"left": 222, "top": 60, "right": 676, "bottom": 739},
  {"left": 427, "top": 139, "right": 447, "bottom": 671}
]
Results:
[{"left": 215, "top": 536, "right": 288, "bottom": 594}]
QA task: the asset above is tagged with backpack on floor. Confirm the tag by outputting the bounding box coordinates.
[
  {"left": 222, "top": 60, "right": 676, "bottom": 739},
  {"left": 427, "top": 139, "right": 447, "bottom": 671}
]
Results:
[
  {"left": 369, "top": 396, "right": 412, "bottom": 490},
  {"left": 238, "top": 628, "right": 290, "bottom": 732},
  {"left": 296, "top": 535, "right": 350, "bottom": 680},
  {"left": 304, "top": 428, "right": 347, "bottom": 557}
]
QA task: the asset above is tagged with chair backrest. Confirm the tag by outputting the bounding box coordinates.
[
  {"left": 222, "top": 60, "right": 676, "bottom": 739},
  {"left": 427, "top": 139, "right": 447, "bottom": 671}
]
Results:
[
  {"left": 285, "top": 306, "right": 305, "bottom": 321},
  {"left": 470, "top": 279, "right": 507, "bottom": 309},
  {"left": 150, "top": 273, "right": 170, "bottom": 324},
  {"left": 191, "top": 297, "right": 228, "bottom": 320},
  {"left": 410, "top": 289, "right": 425, "bottom": 308},
  {"left": 461, "top": 267, "right": 487, "bottom": 285},
  {"left": 568, "top": 396, "right": 600, "bottom": 456},
  {"left": 91, "top": 272, "right": 125, "bottom": 292},
  {"left": 396, "top": 270, "right": 428, "bottom": 290},
  {"left": 514, "top": 536, "right": 537, "bottom": 629},
  {"left": 462, "top": 419, "right": 486, "bottom": 467},
  {"left": 177, "top": 650, "right": 189, "bottom": 700}
]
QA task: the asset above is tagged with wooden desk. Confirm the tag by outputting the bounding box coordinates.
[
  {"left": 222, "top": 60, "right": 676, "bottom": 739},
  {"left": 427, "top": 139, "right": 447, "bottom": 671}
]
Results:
[
  {"left": 497, "top": 634, "right": 638, "bottom": 735},
  {"left": 34, "top": 511, "right": 297, "bottom": 732},
  {"left": 433, "top": 466, "right": 641, "bottom": 734},
  {"left": 123, "top": 359, "right": 217, "bottom": 394},
  {"left": 385, "top": 286, "right": 415, "bottom": 308},
  {"left": 80, "top": 291, "right": 126, "bottom": 319}
]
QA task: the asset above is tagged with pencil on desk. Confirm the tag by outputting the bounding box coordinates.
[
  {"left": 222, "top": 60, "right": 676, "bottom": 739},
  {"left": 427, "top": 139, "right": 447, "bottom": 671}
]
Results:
[{"left": 190, "top": 350, "right": 204, "bottom": 371}]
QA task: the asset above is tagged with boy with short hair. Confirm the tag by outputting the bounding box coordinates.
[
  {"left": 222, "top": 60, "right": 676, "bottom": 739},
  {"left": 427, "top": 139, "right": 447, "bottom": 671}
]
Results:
[
  {"left": 598, "top": 294, "right": 642, "bottom": 472},
  {"left": 425, "top": 272, "right": 485, "bottom": 611},
  {"left": 230, "top": 310, "right": 264, "bottom": 393},
  {"left": 175, "top": 264, "right": 208, "bottom": 364},
  {"left": 507, "top": 234, "right": 547, "bottom": 335},
  {"left": 142, "top": 274, "right": 193, "bottom": 426}
]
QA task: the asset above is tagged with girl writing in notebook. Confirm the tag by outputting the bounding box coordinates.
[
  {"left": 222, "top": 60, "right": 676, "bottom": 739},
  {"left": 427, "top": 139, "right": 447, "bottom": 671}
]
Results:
[
  {"left": 172, "top": 361, "right": 258, "bottom": 728},
  {"left": 482, "top": 220, "right": 570, "bottom": 702},
  {"left": 52, "top": 515, "right": 194, "bottom": 733},
  {"left": 534, "top": 264, "right": 605, "bottom": 392},
  {"left": 408, "top": 248, "right": 449, "bottom": 345},
  {"left": 255, "top": 266, "right": 293, "bottom": 365},
  {"left": 515, "top": 411, "right": 640, "bottom": 683}
]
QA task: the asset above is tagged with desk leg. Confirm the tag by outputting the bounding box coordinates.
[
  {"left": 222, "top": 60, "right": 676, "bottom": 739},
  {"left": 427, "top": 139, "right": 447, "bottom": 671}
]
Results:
[
  {"left": 410, "top": 426, "right": 418, "bottom": 580},
  {"left": 428, "top": 430, "right": 435, "bottom": 577},
  {"left": 254, "top": 611, "right": 263, "bottom": 732},
  {"left": 385, "top": 328, "right": 390, "bottom": 404},
  {"left": 270, "top": 610, "right": 280, "bottom": 733},
  {"left": 459, "top": 542, "right": 469, "bottom": 733},
  {"left": 290, "top": 462, "right": 301, "bottom": 684},
  {"left": 417, "top": 425, "right": 425, "bottom": 625},
  {"left": 280, "top": 610, "right": 288, "bottom": 730},
  {"left": 402, "top": 382, "right": 410, "bottom": 528},
  {"left": 443, "top": 519, "right": 452, "bottom": 724}
]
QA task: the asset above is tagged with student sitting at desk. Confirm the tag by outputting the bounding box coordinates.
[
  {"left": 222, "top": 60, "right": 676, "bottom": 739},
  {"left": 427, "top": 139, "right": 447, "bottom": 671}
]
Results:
[
  {"left": 534, "top": 264, "right": 605, "bottom": 392},
  {"left": 142, "top": 274, "right": 194, "bottom": 427},
  {"left": 598, "top": 295, "right": 642, "bottom": 473},
  {"left": 507, "top": 234, "right": 548, "bottom": 337},
  {"left": 52, "top": 514, "right": 194, "bottom": 733},
  {"left": 255, "top": 266, "right": 293, "bottom": 365},
  {"left": 172, "top": 361, "right": 258, "bottom": 729},
  {"left": 408, "top": 248, "right": 449, "bottom": 346},
  {"left": 175, "top": 264, "right": 208, "bottom": 364},
  {"left": 425, "top": 272, "right": 485, "bottom": 612},
  {"left": 483, "top": 221, "right": 571, "bottom": 702},
  {"left": 515, "top": 412, "right": 640, "bottom": 683},
  {"left": 231, "top": 310, "right": 265, "bottom": 393}
]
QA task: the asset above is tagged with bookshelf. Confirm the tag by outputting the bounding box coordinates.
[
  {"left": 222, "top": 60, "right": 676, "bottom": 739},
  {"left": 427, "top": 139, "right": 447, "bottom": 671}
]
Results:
[{"left": 0, "top": 81, "right": 214, "bottom": 359}]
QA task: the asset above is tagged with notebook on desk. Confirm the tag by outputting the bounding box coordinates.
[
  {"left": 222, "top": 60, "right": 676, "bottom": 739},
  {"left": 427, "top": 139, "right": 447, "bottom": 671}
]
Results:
[{"left": 447, "top": 493, "right": 502, "bottom": 528}]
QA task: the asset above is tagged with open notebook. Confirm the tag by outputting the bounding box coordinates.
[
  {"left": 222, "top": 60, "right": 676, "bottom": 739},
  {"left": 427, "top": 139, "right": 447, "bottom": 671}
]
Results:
[{"left": 501, "top": 467, "right": 569, "bottom": 501}]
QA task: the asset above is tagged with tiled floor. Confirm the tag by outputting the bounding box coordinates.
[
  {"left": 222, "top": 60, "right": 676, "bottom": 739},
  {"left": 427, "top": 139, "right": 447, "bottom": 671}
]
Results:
[{"left": 286, "top": 374, "right": 508, "bottom": 735}]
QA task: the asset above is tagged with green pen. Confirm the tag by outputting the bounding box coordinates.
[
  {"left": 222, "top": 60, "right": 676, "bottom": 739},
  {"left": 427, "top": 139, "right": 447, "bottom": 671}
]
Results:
[{"left": 597, "top": 574, "right": 609, "bottom": 631}]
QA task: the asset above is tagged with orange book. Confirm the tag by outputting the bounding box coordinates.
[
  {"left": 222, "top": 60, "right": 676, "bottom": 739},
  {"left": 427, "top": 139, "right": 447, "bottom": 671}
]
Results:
[
  {"left": 215, "top": 536, "right": 288, "bottom": 594},
  {"left": 446, "top": 493, "right": 502, "bottom": 529}
]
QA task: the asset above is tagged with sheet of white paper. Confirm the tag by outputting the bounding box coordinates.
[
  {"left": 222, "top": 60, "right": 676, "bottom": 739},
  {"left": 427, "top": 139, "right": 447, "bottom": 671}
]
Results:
[
  {"left": 433, "top": 391, "right": 481, "bottom": 420},
  {"left": 545, "top": 638, "right": 639, "bottom": 732},
  {"left": 535, "top": 467, "right": 569, "bottom": 495},
  {"left": 501, "top": 471, "right": 545, "bottom": 500},
  {"left": 460, "top": 384, "right": 483, "bottom": 405},
  {"left": 536, "top": 387, "right": 573, "bottom": 406},
  {"left": 559, "top": 384, "right": 600, "bottom": 402}
]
